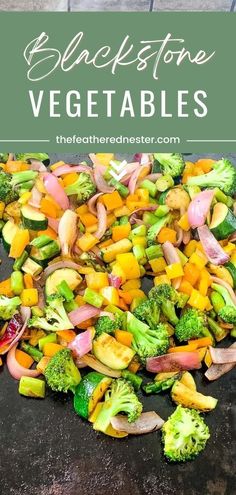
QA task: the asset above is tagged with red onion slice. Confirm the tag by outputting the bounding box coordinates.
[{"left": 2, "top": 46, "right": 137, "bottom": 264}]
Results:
[
  {"left": 53, "top": 164, "right": 93, "bottom": 177},
  {"left": 94, "top": 166, "right": 114, "bottom": 193},
  {"left": 7, "top": 344, "right": 41, "bottom": 380},
  {"left": 128, "top": 164, "right": 150, "bottom": 194},
  {"left": 146, "top": 352, "right": 201, "bottom": 373},
  {"left": 129, "top": 205, "right": 157, "bottom": 224},
  {"left": 0, "top": 307, "right": 31, "bottom": 356},
  {"left": 42, "top": 173, "right": 69, "bottom": 210},
  {"left": 205, "top": 343, "right": 236, "bottom": 381},
  {"left": 29, "top": 186, "right": 42, "bottom": 209},
  {"left": 188, "top": 189, "right": 215, "bottom": 228},
  {"left": 69, "top": 329, "right": 93, "bottom": 358},
  {"left": 68, "top": 305, "right": 100, "bottom": 326},
  {"left": 111, "top": 412, "right": 164, "bottom": 435},
  {"left": 88, "top": 192, "right": 103, "bottom": 215},
  {"left": 94, "top": 202, "right": 107, "bottom": 240},
  {"left": 30, "top": 160, "right": 47, "bottom": 172},
  {"left": 162, "top": 241, "right": 182, "bottom": 289},
  {"left": 209, "top": 345, "right": 236, "bottom": 364},
  {"left": 197, "top": 225, "right": 229, "bottom": 265}
]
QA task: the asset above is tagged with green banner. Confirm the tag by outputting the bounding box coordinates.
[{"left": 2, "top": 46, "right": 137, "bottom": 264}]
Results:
[{"left": 0, "top": 12, "right": 235, "bottom": 152}]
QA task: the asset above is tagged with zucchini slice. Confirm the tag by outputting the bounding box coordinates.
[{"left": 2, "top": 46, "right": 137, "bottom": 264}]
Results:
[
  {"left": 2, "top": 220, "right": 20, "bottom": 252},
  {"left": 21, "top": 205, "right": 48, "bottom": 231},
  {"left": 225, "top": 262, "right": 236, "bottom": 289},
  {"left": 74, "top": 372, "right": 112, "bottom": 419},
  {"left": 210, "top": 203, "right": 236, "bottom": 240},
  {"left": 93, "top": 333, "right": 135, "bottom": 370},
  {"left": 45, "top": 268, "right": 82, "bottom": 296}
]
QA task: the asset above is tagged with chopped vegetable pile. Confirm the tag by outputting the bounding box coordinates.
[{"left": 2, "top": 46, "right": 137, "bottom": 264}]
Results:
[{"left": 0, "top": 151, "right": 236, "bottom": 462}]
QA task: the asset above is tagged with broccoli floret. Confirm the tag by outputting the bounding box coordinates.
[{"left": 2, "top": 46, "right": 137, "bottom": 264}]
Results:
[
  {"left": 0, "top": 295, "right": 21, "bottom": 320},
  {"left": 162, "top": 405, "right": 210, "bottom": 462},
  {"left": 175, "top": 308, "right": 207, "bottom": 342},
  {"left": 93, "top": 378, "right": 143, "bottom": 433},
  {"left": 212, "top": 283, "right": 236, "bottom": 323},
  {"left": 126, "top": 312, "right": 169, "bottom": 364},
  {"left": 65, "top": 172, "right": 96, "bottom": 203},
  {"left": 0, "top": 170, "right": 38, "bottom": 204},
  {"left": 154, "top": 153, "right": 185, "bottom": 178},
  {"left": 133, "top": 298, "right": 160, "bottom": 328},
  {"left": 95, "top": 315, "right": 122, "bottom": 337},
  {"left": 147, "top": 215, "right": 170, "bottom": 246},
  {"left": 15, "top": 153, "right": 50, "bottom": 165},
  {"left": 149, "top": 284, "right": 181, "bottom": 325},
  {"left": 45, "top": 348, "right": 81, "bottom": 393},
  {"left": 0, "top": 153, "right": 9, "bottom": 163},
  {"left": 28, "top": 294, "right": 73, "bottom": 331},
  {"left": 187, "top": 159, "right": 236, "bottom": 196}
]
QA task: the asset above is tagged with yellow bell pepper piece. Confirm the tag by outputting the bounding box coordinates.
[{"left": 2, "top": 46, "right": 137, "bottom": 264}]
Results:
[
  {"left": 198, "top": 346, "right": 207, "bottom": 362},
  {"left": 85, "top": 272, "right": 109, "bottom": 290},
  {"left": 77, "top": 233, "right": 99, "bottom": 252},
  {"left": 112, "top": 223, "right": 131, "bottom": 242},
  {"left": 121, "top": 279, "right": 141, "bottom": 291},
  {"left": 116, "top": 253, "right": 140, "bottom": 280},
  {"left": 80, "top": 213, "right": 98, "bottom": 227},
  {"left": 114, "top": 205, "right": 130, "bottom": 217},
  {"left": 183, "top": 240, "right": 198, "bottom": 257},
  {"left": 76, "top": 204, "right": 88, "bottom": 216},
  {"left": 21, "top": 288, "right": 39, "bottom": 307},
  {"left": 132, "top": 236, "right": 147, "bottom": 248},
  {"left": 43, "top": 343, "right": 65, "bottom": 357},
  {"left": 136, "top": 188, "right": 149, "bottom": 203},
  {"left": 189, "top": 250, "right": 208, "bottom": 270},
  {"left": 204, "top": 349, "right": 213, "bottom": 368},
  {"left": 50, "top": 161, "right": 65, "bottom": 171},
  {"left": 188, "top": 289, "right": 208, "bottom": 311},
  {"left": 62, "top": 172, "right": 78, "bottom": 187},
  {"left": 198, "top": 277, "right": 209, "bottom": 297},
  {"left": 102, "top": 239, "right": 132, "bottom": 263},
  {"left": 86, "top": 225, "right": 99, "bottom": 234},
  {"left": 102, "top": 191, "right": 123, "bottom": 211},
  {"left": 149, "top": 257, "right": 167, "bottom": 273},
  {"left": 18, "top": 192, "right": 32, "bottom": 205},
  {"left": 111, "top": 263, "right": 127, "bottom": 284},
  {"left": 165, "top": 262, "right": 184, "bottom": 280},
  {"left": 154, "top": 274, "right": 171, "bottom": 286},
  {"left": 0, "top": 201, "right": 5, "bottom": 218},
  {"left": 178, "top": 212, "right": 190, "bottom": 231},
  {"left": 89, "top": 402, "right": 103, "bottom": 423},
  {"left": 106, "top": 213, "right": 116, "bottom": 228},
  {"left": 78, "top": 266, "right": 95, "bottom": 275},
  {"left": 99, "top": 286, "right": 120, "bottom": 306},
  {"left": 95, "top": 153, "right": 114, "bottom": 166},
  {"left": 224, "top": 242, "right": 235, "bottom": 254}
]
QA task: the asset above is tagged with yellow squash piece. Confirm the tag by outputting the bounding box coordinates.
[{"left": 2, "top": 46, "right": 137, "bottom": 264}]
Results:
[
  {"left": 171, "top": 381, "right": 217, "bottom": 412},
  {"left": 179, "top": 372, "right": 196, "bottom": 391}
]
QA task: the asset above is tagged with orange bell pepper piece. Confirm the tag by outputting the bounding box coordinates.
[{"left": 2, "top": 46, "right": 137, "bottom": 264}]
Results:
[
  {"left": 56, "top": 330, "right": 77, "bottom": 343},
  {"left": 15, "top": 349, "right": 34, "bottom": 368},
  {"left": 102, "top": 191, "right": 123, "bottom": 211},
  {"left": 183, "top": 262, "right": 201, "bottom": 286},
  {"left": 115, "top": 330, "right": 133, "bottom": 347},
  {"left": 9, "top": 229, "right": 30, "bottom": 258},
  {"left": 0, "top": 278, "right": 13, "bottom": 297},
  {"left": 37, "top": 227, "right": 57, "bottom": 240},
  {"left": 157, "top": 227, "right": 177, "bottom": 244},
  {"left": 23, "top": 273, "right": 33, "bottom": 289}
]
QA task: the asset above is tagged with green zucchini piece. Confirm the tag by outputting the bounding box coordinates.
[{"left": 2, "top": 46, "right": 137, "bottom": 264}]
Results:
[
  {"left": 45, "top": 268, "right": 82, "bottom": 296},
  {"left": 2, "top": 220, "right": 20, "bottom": 252},
  {"left": 158, "top": 190, "right": 169, "bottom": 205},
  {"left": 225, "top": 262, "right": 236, "bottom": 289},
  {"left": 93, "top": 333, "right": 135, "bottom": 370},
  {"left": 74, "top": 372, "right": 112, "bottom": 419},
  {"left": 21, "top": 205, "right": 48, "bottom": 231},
  {"left": 210, "top": 203, "right": 236, "bottom": 240}
]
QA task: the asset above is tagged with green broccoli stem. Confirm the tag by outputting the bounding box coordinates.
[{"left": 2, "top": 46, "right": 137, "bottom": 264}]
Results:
[
  {"left": 161, "top": 301, "right": 179, "bottom": 325},
  {"left": 143, "top": 212, "right": 159, "bottom": 226},
  {"left": 21, "top": 341, "right": 43, "bottom": 363},
  {"left": 11, "top": 170, "right": 38, "bottom": 186},
  {"left": 38, "top": 333, "right": 57, "bottom": 351},
  {"left": 108, "top": 178, "right": 129, "bottom": 198},
  {"left": 19, "top": 376, "right": 45, "bottom": 398},
  {"left": 121, "top": 370, "right": 142, "bottom": 391},
  {"left": 31, "top": 235, "right": 52, "bottom": 248},
  {"left": 230, "top": 327, "right": 236, "bottom": 338},
  {"left": 133, "top": 245, "right": 147, "bottom": 265},
  {"left": 10, "top": 271, "right": 24, "bottom": 295},
  {"left": 57, "top": 280, "right": 74, "bottom": 302},
  {"left": 140, "top": 179, "right": 157, "bottom": 198},
  {"left": 207, "top": 317, "right": 228, "bottom": 342},
  {"left": 156, "top": 175, "right": 174, "bottom": 192},
  {"left": 145, "top": 244, "right": 163, "bottom": 260},
  {"left": 13, "top": 250, "right": 28, "bottom": 271}
]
